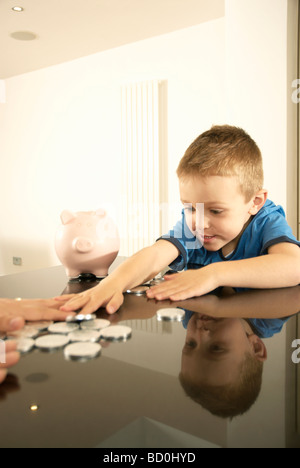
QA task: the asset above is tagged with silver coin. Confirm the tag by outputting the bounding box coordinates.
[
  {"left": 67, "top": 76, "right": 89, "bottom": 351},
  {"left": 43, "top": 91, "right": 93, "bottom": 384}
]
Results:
[
  {"left": 149, "top": 278, "right": 165, "bottom": 286},
  {"left": 48, "top": 322, "right": 79, "bottom": 334},
  {"left": 156, "top": 308, "right": 185, "bottom": 322},
  {"left": 100, "top": 325, "right": 132, "bottom": 342},
  {"left": 80, "top": 319, "right": 110, "bottom": 331},
  {"left": 28, "top": 320, "right": 54, "bottom": 331},
  {"left": 66, "top": 313, "right": 96, "bottom": 323},
  {"left": 15, "top": 338, "right": 35, "bottom": 354},
  {"left": 35, "top": 334, "right": 70, "bottom": 350},
  {"left": 64, "top": 342, "right": 101, "bottom": 361},
  {"left": 7, "top": 325, "right": 40, "bottom": 339},
  {"left": 126, "top": 285, "right": 149, "bottom": 295},
  {"left": 68, "top": 329, "right": 101, "bottom": 343}
]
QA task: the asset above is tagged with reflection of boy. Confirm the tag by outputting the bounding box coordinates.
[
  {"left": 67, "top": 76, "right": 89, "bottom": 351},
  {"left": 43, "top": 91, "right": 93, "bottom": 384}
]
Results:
[
  {"left": 59, "top": 125, "right": 300, "bottom": 315},
  {"left": 180, "top": 312, "right": 267, "bottom": 419}
]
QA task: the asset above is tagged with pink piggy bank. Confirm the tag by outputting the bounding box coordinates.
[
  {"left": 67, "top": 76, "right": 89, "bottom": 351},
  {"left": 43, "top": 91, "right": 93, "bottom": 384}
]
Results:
[{"left": 55, "top": 209, "right": 120, "bottom": 278}]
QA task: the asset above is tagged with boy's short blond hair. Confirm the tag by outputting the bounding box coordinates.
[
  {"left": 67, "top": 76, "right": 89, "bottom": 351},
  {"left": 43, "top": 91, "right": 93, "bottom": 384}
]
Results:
[{"left": 177, "top": 125, "right": 264, "bottom": 202}]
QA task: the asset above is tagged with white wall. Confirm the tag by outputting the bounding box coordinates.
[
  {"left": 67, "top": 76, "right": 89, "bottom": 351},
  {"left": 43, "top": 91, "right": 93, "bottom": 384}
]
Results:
[
  {"left": 225, "top": 0, "right": 290, "bottom": 209},
  {"left": 0, "top": 19, "right": 226, "bottom": 275},
  {"left": 0, "top": 0, "right": 297, "bottom": 275}
]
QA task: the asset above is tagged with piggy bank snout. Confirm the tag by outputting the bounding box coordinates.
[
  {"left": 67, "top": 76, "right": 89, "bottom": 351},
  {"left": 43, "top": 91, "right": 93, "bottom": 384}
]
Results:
[{"left": 72, "top": 236, "right": 94, "bottom": 253}]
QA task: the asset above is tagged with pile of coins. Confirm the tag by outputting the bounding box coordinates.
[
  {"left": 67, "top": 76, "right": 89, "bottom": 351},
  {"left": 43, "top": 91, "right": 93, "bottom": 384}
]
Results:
[{"left": 4, "top": 315, "right": 132, "bottom": 362}]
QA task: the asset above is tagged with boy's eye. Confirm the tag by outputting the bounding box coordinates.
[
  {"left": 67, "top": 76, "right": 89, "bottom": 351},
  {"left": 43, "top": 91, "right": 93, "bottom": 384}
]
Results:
[
  {"left": 210, "top": 210, "right": 223, "bottom": 215},
  {"left": 184, "top": 206, "right": 196, "bottom": 213},
  {"left": 209, "top": 344, "right": 225, "bottom": 353}
]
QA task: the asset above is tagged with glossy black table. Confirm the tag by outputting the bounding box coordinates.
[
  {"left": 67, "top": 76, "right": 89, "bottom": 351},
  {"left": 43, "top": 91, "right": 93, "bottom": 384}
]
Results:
[{"left": 0, "top": 264, "right": 299, "bottom": 448}]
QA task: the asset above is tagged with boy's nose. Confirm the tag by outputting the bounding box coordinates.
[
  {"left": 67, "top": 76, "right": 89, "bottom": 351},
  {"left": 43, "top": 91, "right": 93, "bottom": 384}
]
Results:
[{"left": 203, "top": 216, "right": 210, "bottom": 229}]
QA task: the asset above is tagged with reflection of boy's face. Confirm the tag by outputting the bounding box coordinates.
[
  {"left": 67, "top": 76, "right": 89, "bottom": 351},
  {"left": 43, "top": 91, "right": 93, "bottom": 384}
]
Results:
[
  {"left": 182, "top": 314, "right": 266, "bottom": 387},
  {"left": 179, "top": 175, "right": 255, "bottom": 256}
]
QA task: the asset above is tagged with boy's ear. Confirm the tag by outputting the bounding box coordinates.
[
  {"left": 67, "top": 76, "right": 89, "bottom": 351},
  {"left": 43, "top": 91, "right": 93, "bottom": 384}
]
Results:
[
  {"left": 248, "top": 334, "right": 268, "bottom": 362},
  {"left": 248, "top": 189, "right": 268, "bottom": 215}
]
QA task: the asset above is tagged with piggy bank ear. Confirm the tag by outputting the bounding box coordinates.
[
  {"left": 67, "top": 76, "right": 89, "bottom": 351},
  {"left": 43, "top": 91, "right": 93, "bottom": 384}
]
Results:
[
  {"left": 95, "top": 208, "right": 106, "bottom": 218},
  {"left": 60, "top": 210, "right": 76, "bottom": 225}
]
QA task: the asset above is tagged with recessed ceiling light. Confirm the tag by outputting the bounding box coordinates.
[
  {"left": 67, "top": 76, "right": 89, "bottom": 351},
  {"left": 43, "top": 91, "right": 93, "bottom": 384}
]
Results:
[{"left": 12, "top": 6, "right": 24, "bottom": 12}]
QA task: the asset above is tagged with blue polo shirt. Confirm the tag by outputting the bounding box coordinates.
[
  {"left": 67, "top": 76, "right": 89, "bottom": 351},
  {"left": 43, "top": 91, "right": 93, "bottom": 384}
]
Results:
[
  {"left": 182, "top": 309, "right": 290, "bottom": 338},
  {"left": 160, "top": 199, "right": 300, "bottom": 271}
]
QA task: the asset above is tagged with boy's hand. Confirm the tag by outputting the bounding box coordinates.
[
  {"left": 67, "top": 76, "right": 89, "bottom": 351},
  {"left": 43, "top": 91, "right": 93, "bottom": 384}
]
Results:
[
  {"left": 146, "top": 266, "right": 218, "bottom": 301},
  {"left": 57, "top": 279, "right": 124, "bottom": 315}
]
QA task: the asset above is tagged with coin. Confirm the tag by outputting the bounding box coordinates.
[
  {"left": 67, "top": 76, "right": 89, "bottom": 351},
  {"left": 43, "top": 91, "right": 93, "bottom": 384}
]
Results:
[
  {"left": 66, "top": 313, "right": 96, "bottom": 323},
  {"left": 28, "top": 320, "right": 54, "bottom": 331},
  {"left": 126, "top": 285, "right": 149, "bottom": 295},
  {"left": 7, "top": 325, "right": 40, "bottom": 339},
  {"left": 156, "top": 308, "right": 185, "bottom": 322},
  {"left": 64, "top": 342, "right": 101, "bottom": 361},
  {"left": 48, "top": 322, "right": 79, "bottom": 334},
  {"left": 15, "top": 338, "right": 35, "bottom": 354},
  {"left": 68, "top": 329, "right": 101, "bottom": 343},
  {"left": 100, "top": 325, "right": 132, "bottom": 342},
  {"left": 149, "top": 278, "right": 165, "bottom": 286},
  {"left": 80, "top": 319, "right": 110, "bottom": 331},
  {"left": 35, "top": 334, "right": 69, "bottom": 351}
]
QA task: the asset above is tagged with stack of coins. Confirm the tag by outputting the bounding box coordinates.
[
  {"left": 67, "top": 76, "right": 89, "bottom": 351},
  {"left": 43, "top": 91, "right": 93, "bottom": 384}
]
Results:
[{"left": 2, "top": 312, "right": 133, "bottom": 362}]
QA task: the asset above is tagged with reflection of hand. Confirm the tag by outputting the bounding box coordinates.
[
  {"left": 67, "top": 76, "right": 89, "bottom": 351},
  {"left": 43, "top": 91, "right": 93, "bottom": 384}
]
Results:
[
  {"left": 147, "top": 266, "right": 218, "bottom": 301},
  {"left": 176, "top": 294, "right": 220, "bottom": 315},
  {"left": 0, "top": 297, "right": 77, "bottom": 385},
  {"left": 0, "top": 341, "right": 20, "bottom": 385},
  {"left": 0, "top": 373, "right": 20, "bottom": 400}
]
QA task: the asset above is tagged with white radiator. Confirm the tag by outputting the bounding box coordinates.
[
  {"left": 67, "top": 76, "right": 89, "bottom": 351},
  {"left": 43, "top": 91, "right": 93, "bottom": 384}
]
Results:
[{"left": 121, "top": 80, "right": 167, "bottom": 256}]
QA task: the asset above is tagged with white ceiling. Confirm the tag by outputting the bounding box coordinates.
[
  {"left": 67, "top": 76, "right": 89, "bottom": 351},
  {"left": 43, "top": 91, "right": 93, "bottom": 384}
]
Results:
[{"left": 0, "top": 0, "right": 224, "bottom": 79}]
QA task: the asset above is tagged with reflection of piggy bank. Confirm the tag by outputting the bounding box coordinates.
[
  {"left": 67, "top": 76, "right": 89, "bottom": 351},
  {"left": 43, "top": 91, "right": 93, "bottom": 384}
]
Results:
[{"left": 55, "top": 209, "right": 120, "bottom": 278}]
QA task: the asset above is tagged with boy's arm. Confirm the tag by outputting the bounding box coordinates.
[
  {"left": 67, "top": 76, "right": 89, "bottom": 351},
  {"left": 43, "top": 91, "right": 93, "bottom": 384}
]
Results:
[
  {"left": 59, "top": 239, "right": 179, "bottom": 314},
  {"left": 147, "top": 242, "right": 300, "bottom": 301}
]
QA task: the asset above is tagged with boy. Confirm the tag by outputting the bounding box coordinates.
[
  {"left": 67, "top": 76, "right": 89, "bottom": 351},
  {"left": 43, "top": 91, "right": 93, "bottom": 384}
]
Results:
[
  {"left": 179, "top": 312, "right": 266, "bottom": 419},
  {"left": 59, "top": 125, "right": 300, "bottom": 315}
]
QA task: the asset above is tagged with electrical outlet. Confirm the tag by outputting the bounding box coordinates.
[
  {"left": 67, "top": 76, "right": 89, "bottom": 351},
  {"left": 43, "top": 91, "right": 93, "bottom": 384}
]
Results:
[{"left": 13, "top": 257, "right": 22, "bottom": 266}]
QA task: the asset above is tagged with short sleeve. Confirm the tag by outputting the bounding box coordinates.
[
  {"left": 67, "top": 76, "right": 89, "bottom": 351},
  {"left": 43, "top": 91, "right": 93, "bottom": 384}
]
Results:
[{"left": 258, "top": 206, "right": 300, "bottom": 254}]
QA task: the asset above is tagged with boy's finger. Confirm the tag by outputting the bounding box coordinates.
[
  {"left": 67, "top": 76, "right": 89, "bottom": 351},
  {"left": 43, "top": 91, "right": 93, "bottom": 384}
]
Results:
[
  {"left": 54, "top": 294, "right": 76, "bottom": 302},
  {"left": 59, "top": 295, "right": 89, "bottom": 312},
  {"left": 17, "top": 308, "right": 76, "bottom": 321},
  {"left": 106, "top": 293, "right": 124, "bottom": 315},
  {"left": 0, "top": 316, "right": 25, "bottom": 333}
]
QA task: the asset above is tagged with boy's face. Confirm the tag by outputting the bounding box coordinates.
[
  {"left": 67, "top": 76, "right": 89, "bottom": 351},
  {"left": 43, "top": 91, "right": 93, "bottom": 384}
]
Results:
[
  {"left": 179, "top": 175, "right": 254, "bottom": 256},
  {"left": 181, "top": 314, "right": 259, "bottom": 387}
]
